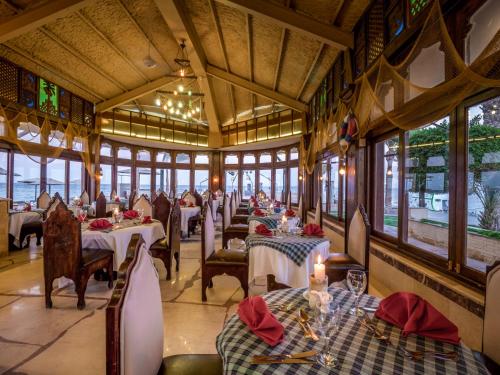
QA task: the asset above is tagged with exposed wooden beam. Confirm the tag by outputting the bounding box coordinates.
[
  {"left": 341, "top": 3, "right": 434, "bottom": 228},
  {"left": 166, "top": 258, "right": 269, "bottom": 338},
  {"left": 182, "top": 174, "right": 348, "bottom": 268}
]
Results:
[
  {"left": 296, "top": 43, "right": 324, "bottom": 100},
  {"left": 216, "top": 0, "right": 353, "bottom": 49},
  {"left": 95, "top": 76, "right": 177, "bottom": 112},
  {"left": 154, "top": 0, "right": 220, "bottom": 142},
  {"left": 246, "top": 13, "right": 255, "bottom": 117},
  {"left": 272, "top": 0, "right": 291, "bottom": 93},
  {"left": 0, "top": 0, "right": 91, "bottom": 43},
  {"left": 76, "top": 11, "right": 150, "bottom": 83},
  {"left": 207, "top": 64, "right": 308, "bottom": 112}
]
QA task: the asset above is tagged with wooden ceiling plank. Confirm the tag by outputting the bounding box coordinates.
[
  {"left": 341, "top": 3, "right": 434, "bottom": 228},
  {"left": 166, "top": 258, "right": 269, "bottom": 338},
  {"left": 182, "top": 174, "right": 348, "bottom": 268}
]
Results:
[
  {"left": 216, "top": 0, "right": 353, "bottom": 49},
  {"left": 0, "top": 0, "right": 91, "bottom": 43},
  {"left": 154, "top": 0, "right": 220, "bottom": 141},
  {"left": 207, "top": 64, "right": 308, "bottom": 112},
  {"left": 245, "top": 13, "right": 255, "bottom": 117},
  {"left": 296, "top": 43, "right": 324, "bottom": 100}
]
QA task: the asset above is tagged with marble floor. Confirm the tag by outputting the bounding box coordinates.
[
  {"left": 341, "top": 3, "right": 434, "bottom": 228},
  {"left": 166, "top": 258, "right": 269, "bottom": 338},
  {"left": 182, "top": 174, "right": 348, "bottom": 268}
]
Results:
[{"left": 0, "top": 221, "right": 265, "bottom": 374}]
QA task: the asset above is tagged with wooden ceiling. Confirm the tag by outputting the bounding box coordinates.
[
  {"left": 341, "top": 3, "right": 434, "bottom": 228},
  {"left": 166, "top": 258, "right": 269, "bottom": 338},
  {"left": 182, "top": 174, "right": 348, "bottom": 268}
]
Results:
[{"left": 0, "top": 0, "right": 370, "bottom": 145}]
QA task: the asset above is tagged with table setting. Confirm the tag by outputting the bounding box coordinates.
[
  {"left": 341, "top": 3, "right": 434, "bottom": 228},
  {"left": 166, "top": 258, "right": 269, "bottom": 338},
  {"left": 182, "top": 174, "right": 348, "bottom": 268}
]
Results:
[
  {"left": 217, "top": 268, "right": 488, "bottom": 374},
  {"left": 248, "top": 208, "right": 300, "bottom": 234},
  {"left": 9, "top": 202, "right": 44, "bottom": 247}
]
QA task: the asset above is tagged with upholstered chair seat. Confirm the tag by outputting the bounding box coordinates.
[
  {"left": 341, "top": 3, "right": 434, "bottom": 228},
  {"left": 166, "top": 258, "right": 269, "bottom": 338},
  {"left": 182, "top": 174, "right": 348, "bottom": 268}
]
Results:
[
  {"left": 231, "top": 214, "right": 249, "bottom": 225},
  {"left": 222, "top": 193, "right": 248, "bottom": 245},
  {"left": 328, "top": 252, "right": 357, "bottom": 264},
  {"left": 158, "top": 354, "right": 223, "bottom": 375},
  {"left": 208, "top": 248, "right": 247, "bottom": 263},
  {"left": 81, "top": 248, "right": 114, "bottom": 267},
  {"left": 236, "top": 207, "right": 248, "bottom": 215}
]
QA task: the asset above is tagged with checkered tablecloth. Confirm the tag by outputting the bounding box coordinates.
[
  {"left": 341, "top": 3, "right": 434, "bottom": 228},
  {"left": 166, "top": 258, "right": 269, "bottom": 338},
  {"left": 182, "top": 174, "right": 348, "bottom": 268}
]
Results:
[
  {"left": 216, "top": 287, "right": 488, "bottom": 375},
  {"left": 246, "top": 233, "right": 329, "bottom": 266},
  {"left": 246, "top": 214, "right": 280, "bottom": 229}
]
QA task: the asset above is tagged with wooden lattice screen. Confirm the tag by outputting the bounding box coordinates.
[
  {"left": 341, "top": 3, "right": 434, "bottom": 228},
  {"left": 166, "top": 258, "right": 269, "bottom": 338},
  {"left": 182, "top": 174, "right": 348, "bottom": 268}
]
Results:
[
  {"left": 0, "top": 59, "right": 18, "bottom": 103},
  {"left": 71, "top": 95, "right": 84, "bottom": 125},
  {"left": 367, "top": 0, "right": 385, "bottom": 66},
  {"left": 84, "top": 101, "right": 93, "bottom": 128},
  {"left": 59, "top": 88, "right": 71, "bottom": 120},
  {"left": 20, "top": 69, "right": 37, "bottom": 109}
]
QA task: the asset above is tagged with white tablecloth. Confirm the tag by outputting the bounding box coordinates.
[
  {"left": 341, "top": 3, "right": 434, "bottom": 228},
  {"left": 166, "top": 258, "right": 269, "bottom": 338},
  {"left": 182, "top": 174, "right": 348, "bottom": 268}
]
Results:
[
  {"left": 9, "top": 211, "right": 43, "bottom": 247},
  {"left": 248, "top": 240, "right": 330, "bottom": 288},
  {"left": 180, "top": 206, "right": 201, "bottom": 234},
  {"left": 211, "top": 199, "right": 222, "bottom": 221}
]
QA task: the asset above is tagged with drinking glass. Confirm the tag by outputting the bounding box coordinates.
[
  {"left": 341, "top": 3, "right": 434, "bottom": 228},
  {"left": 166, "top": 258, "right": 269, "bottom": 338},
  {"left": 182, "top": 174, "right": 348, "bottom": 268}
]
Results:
[
  {"left": 314, "top": 302, "right": 341, "bottom": 368},
  {"left": 347, "top": 270, "right": 367, "bottom": 316},
  {"left": 137, "top": 208, "right": 144, "bottom": 220}
]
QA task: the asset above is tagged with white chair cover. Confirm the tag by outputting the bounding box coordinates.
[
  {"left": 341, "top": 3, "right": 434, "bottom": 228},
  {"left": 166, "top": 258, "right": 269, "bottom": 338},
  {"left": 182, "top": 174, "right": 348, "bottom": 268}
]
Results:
[
  {"left": 314, "top": 199, "right": 321, "bottom": 225},
  {"left": 297, "top": 195, "right": 303, "bottom": 220},
  {"left": 47, "top": 198, "right": 62, "bottom": 218},
  {"left": 231, "top": 193, "right": 237, "bottom": 217},
  {"left": 37, "top": 191, "right": 51, "bottom": 210},
  {"left": 348, "top": 208, "right": 367, "bottom": 266},
  {"left": 224, "top": 195, "right": 231, "bottom": 230},
  {"left": 120, "top": 242, "right": 163, "bottom": 375},
  {"left": 183, "top": 192, "right": 197, "bottom": 206},
  {"left": 133, "top": 196, "right": 152, "bottom": 217},
  {"left": 204, "top": 205, "right": 214, "bottom": 260},
  {"left": 484, "top": 263, "right": 500, "bottom": 365},
  {"left": 110, "top": 190, "right": 117, "bottom": 200},
  {"left": 80, "top": 190, "right": 90, "bottom": 205},
  {"left": 287, "top": 190, "right": 292, "bottom": 209}
]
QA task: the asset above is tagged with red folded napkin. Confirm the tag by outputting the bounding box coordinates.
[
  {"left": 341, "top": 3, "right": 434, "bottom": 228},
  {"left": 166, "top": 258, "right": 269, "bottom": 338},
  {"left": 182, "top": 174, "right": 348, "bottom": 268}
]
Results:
[
  {"left": 238, "top": 296, "right": 284, "bottom": 346},
  {"left": 275, "top": 201, "right": 281, "bottom": 208},
  {"left": 23, "top": 203, "right": 31, "bottom": 212},
  {"left": 250, "top": 195, "right": 255, "bottom": 200},
  {"left": 253, "top": 208, "right": 265, "bottom": 217},
  {"left": 375, "top": 292, "right": 460, "bottom": 344},
  {"left": 142, "top": 216, "right": 153, "bottom": 224},
  {"left": 255, "top": 224, "right": 272, "bottom": 236},
  {"left": 285, "top": 209, "right": 295, "bottom": 217},
  {"left": 77, "top": 214, "right": 86, "bottom": 223},
  {"left": 89, "top": 219, "right": 113, "bottom": 230},
  {"left": 114, "top": 196, "right": 121, "bottom": 203},
  {"left": 189, "top": 202, "right": 195, "bottom": 207},
  {"left": 303, "top": 223, "right": 324, "bottom": 237},
  {"left": 78, "top": 200, "right": 84, "bottom": 207},
  {"left": 253, "top": 201, "right": 259, "bottom": 208},
  {"left": 179, "top": 198, "right": 187, "bottom": 207},
  {"left": 123, "top": 210, "right": 139, "bottom": 220}
]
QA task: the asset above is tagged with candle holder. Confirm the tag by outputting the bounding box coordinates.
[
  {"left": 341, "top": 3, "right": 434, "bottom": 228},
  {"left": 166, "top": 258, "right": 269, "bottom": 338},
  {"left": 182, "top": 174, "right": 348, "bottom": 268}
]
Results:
[{"left": 309, "top": 274, "right": 328, "bottom": 293}]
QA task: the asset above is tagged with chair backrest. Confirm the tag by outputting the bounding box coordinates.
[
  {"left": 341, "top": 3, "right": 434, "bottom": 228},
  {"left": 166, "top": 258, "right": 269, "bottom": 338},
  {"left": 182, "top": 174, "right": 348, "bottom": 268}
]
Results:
[
  {"left": 152, "top": 194, "right": 171, "bottom": 233},
  {"left": 193, "top": 190, "right": 203, "bottom": 207},
  {"left": 207, "top": 194, "right": 214, "bottom": 219},
  {"left": 95, "top": 192, "right": 107, "bottom": 218},
  {"left": 314, "top": 198, "right": 321, "bottom": 225},
  {"left": 128, "top": 190, "right": 137, "bottom": 211},
  {"left": 297, "top": 195, "right": 303, "bottom": 220},
  {"left": 151, "top": 190, "right": 158, "bottom": 202},
  {"left": 43, "top": 201, "right": 82, "bottom": 281},
  {"left": 347, "top": 204, "right": 371, "bottom": 267},
  {"left": 133, "top": 195, "right": 153, "bottom": 217},
  {"left": 37, "top": 191, "right": 51, "bottom": 210},
  {"left": 106, "top": 234, "right": 163, "bottom": 375},
  {"left": 223, "top": 194, "right": 231, "bottom": 230},
  {"left": 484, "top": 261, "right": 500, "bottom": 365},
  {"left": 230, "top": 192, "right": 237, "bottom": 217},
  {"left": 286, "top": 190, "right": 292, "bottom": 209},
  {"left": 80, "top": 190, "right": 90, "bottom": 205},
  {"left": 168, "top": 199, "right": 181, "bottom": 255},
  {"left": 201, "top": 203, "right": 215, "bottom": 265},
  {"left": 183, "top": 191, "right": 196, "bottom": 206},
  {"left": 46, "top": 193, "right": 63, "bottom": 218},
  {"left": 110, "top": 190, "right": 117, "bottom": 201}
]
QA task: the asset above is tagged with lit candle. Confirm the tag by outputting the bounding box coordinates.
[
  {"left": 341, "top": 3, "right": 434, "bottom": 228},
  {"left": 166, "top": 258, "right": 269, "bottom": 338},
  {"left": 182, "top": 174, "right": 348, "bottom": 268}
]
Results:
[
  {"left": 281, "top": 215, "right": 286, "bottom": 224},
  {"left": 313, "top": 255, "right": 325, "bottom": 281}
]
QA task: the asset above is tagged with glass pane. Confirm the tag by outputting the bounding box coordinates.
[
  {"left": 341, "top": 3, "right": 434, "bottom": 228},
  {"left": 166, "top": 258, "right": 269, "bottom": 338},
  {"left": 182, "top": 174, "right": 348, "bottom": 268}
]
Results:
[
  {"left": 275, "top": 168, "right": 285, "bottom": 201},
  {"left": 100, "top": 144, "right": 112, "bottom": 157},
  {"left": 259, "top": 169, "right": 271, "bottom": 197},
  {"left": 69, "top": 160, "right": 82, "bottom": 201},
  {"left": 466, "top": 97, "right": 500, "bottom": 272},
  {"left": 404, "top": 117, "right": 449, "bottom": 258},
  {"left": 243, "top": 154, "right": 255, "bottom": 164},
  {"left": 259, "top": 153, "right": 271, "bottom": 163},
  {"left": 13, "top": 154, "right": 40, "bottom": 205},
  {"left": 17, "top": 122, "right": 40, "bottom": 143},
  {"left": 117, "top": 165, "right": 131, "bottom": 199},
  {"left": 39, "top": 78, "right": 58, "bottom": 117},
  {"left": 136, "top": 167, "right": 151, "bottom": 197},
  {"left": 0, "top": 151, "right": 7, "bottom": 197},
  {"left": 136, "top": 150, "right": 150, "bottom": 161},
  {"left": 155, "top": 168, "right": 171, "bottom": 194},
  {"left": 225, "top": 170, "right": 239, "bottom": 193},
  {"left": 47, "top": 159, "right": 66, "bottom": 201},
  {"left": 321, "top": 161, "right": 327, "bottom": 211},
  {"left": 242, "top": 170, "right": 255, "bottom": 199},
  {"left": 117, "top": 147, "right": 131, "bottom": 159},
  {"left": 373, "top": 136, "right": 399, "bottom": 236},
  {"left": 176, "top": 169, "right": 190, "bottom": 197},
  {"left": 100, "top": 164, "right": 112, "bottom": 199},
  {"left": 276, "top": 150, "right": 287, "bottom": 162},
  {"left": 329, "top": 157, "right": 339, "bottom": 217},
  {"left": 195, "top": 154, "right": 209, "bottom": 164},
  {"left": 156, "top": 151, "right": 171, "bottom": 163},
  {"left": 195, "top": 170, "right": 209, "bottom": 192},
  {"left": 290, "top": 167, "right": 298, "bottom": 203},
  {"left": 290, "top": 147, "right": 299, "bottom": 160},
  {"left": 225, "top": 154, "right": 238, "bottom": 164},
  {"left": 48, "top": 130, "right": 65, "bottom": 148},
  {"left": 176, "top": 153, "right": 190, "bottom": 164}
]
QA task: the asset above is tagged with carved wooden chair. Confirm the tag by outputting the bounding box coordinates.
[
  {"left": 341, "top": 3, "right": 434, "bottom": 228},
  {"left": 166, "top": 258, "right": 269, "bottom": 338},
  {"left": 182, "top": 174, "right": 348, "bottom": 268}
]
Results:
[
  {"left": 106, "top": 234, "right": 222, "bottom": 375},
  {"left": 230, "top": 192, "right": 249, "bottom": 224},
  {"left": 110, "top": 190, "right": 117, "bottom": 201},
  {"left": 46, "top": 192, "right": 63, "bottom": 219},
  {"left": 222, "top": 193, "right": 248, "bottom": 246},
  {"left": 37, "top": 191, "right": 51, "bottom": 210},
  {"left": 128, "top": 190, "right": 137, "bottom": 210},
  {"left": 235, "top": 190, "right": 249, "bottom": 215},
  {"left": 202, "top": 204, "right": 248, "bottom": 302},
  {"left": 14, "top": 191, "right": 50, "bottom": 248},
  {"left": 80, "top": 190, "right": 90, "bottom": 205},
  {"left": 324, "top": 204, "right": 370, "bottom": 282},
  {"left": 95, "top": 192, "right": 107, "bottom": 218},
  {"left": 187, "top": 191, "right": 204, "bottom": 236},
  {"left": 43, "top": 201, "right": 113, "bottom": 309},
  {"left": 133, "top": 194, "right": 153, "bottom": 217}
]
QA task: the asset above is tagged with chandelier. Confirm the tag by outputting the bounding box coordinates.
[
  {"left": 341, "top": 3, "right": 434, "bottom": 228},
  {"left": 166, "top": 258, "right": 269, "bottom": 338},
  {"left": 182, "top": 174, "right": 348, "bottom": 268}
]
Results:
[
  {"left": 174, "top": 39, "right": 191, "bottom": 77},
  {"left": 154, "top": 86, "right": 203, "bottom": 121}
]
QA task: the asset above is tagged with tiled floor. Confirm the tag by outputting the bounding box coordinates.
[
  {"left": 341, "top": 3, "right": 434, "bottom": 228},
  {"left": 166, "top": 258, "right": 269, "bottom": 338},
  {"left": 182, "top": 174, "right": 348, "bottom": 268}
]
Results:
[{"left": 0, "top": 221, "right": 265, "bottom": 374}]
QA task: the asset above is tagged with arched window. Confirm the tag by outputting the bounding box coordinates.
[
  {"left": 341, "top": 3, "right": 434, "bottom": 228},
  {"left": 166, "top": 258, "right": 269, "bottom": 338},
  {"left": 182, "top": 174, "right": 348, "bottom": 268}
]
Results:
[
  {"left": 225, "top": 154, "right": 238, "bottom": 164},
  {"left": 259, "top": 153, "right": 271, "bottom": 163},
  {"left": 195, "top": 154, "right": 209, "bottom": 164},
  {"left": 117, "top": 147, "right": 131, "bottom": 159},
  {"left": 276, "top": 150, "right": 287, "bottom": 162},
  {"left": 243, "top": 154, "right": 255, "bottom": 164},
  {"left": 176, "top": 152, "right": 190, "bottom": 164},
  {"left": 156, "top": 151, "right": 171, "bottom": 163},
  {"left": 290, "top": 147, "right": 299, "bottom": 160},
  {"left": 100, "top": 143, "right": 112, "bottom": 157},
  {"left": 17, "top": 122, "right": 40, "bottom": 143},
  {"left": 136, "top": 149, "right": 150, "bottom": 161}
]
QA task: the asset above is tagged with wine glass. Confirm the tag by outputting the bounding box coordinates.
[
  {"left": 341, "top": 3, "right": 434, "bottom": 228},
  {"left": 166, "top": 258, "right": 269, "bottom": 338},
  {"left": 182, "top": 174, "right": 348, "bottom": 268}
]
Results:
[
  {"left": 347, "top": 270, "right": 367, "bottom": 316},
  {"left": 137, "top": 208, "right": 144, "bottom": 221},
  {"left": 314, "top": 302, "right": 341, "bottom": 368}
]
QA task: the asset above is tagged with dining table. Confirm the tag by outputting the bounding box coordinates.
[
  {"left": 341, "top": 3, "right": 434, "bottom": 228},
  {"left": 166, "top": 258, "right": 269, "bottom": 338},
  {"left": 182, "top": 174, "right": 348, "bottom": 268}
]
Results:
[
  {"left": 180, "top": 205, "right": 201, "bottom": 236},
  {"left": 247, "top": 213, "right": 299, "bottom": 234},
  {"left": 8, "top": 209, "right": 44, "bottom": 247},
  {"left": 217, "top": 287, "right": 489, "bottom": 375},
  {"left": 246, "top": 232, "right": 330, "bottom": 288}
]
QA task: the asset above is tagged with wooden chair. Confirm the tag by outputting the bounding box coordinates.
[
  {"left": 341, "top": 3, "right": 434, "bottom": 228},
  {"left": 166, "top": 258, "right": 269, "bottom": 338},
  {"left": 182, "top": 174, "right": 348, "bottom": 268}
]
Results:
[
  {"left": 128, "top": 190, "right": 137, "bottom": 210},
  {"left": 297, "top": 195, "right": 303, "bottom": 221},
  {"left": 110, "top": 190, "right": 117, "bottom": 201},
  {"left": 286, "top": 190, "right": 292, "bottom": 209},
  {"left": 133, "top": 194, "right": 153, "bottom": 217},
  {"left": 230, "top": 192, "right": 249, "bottom": 224},
  {"left": 235, "top": 190, "right": 248, "bottom": 214},
  {"left": 324, "top": 204, "right": 370, "bottom": 282},
  {"left": 106, "top": 234, "right": 221, "bottom": 375},
  {"left": 43, "top": 201, "right": 113, "bottom": 309},
  {"left": 46, "top": 192, "right": 63, "bottom": 219},
  {"left": 314, "top": 197, "right": 322, "bottom": 225},
  {"left": 80, "top": 190, "right": 90, "bottom": 205},
  {"left": 95, "top": 192, "right": 107, "bottom": 218},
  {"left": 37, "top": 191, "right": 51, "bottom": 209},
  {"left": 201, "top": 203, "right": 248, "bottom": 302},
  {"left": 187, "top": 191, "right": 203, "bottom": 236},
  {"left": 222, "top": 193, "right": 248, "bottom": 246}
]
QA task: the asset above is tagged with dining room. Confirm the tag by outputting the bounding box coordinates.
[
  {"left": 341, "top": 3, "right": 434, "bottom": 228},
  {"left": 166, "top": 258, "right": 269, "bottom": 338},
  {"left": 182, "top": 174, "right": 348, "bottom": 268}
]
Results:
[{"left": 0, "top": 0, "right": 499, "bottom": 374}]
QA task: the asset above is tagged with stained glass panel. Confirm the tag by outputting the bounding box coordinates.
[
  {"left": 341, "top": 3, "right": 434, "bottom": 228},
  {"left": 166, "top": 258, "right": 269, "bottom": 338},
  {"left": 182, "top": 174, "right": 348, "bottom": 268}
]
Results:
[
  {"left": 408, "top": 0, "right": 430, "bottom": 19},
  {"left": 39, "top": 78, "right": 58, "bottom": 116},
  {"left": 59, "top": 88, "right": 71, "bottom": 119},
  {"left": 387, "top": 2, "right": 405, "bottom": 42},
  {"left": 20, "top": 70, "right": 37, "bottom": 109}
]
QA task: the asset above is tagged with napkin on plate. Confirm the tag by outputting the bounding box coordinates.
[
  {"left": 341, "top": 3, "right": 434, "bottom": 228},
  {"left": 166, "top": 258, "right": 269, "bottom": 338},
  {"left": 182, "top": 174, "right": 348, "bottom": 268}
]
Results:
[
  {"left": 189, "top": 202, "right": 195, "bottom": 208},
  {"left": 23, "top": 203, "right": 31, "bottom": 212},
  {"left": 275, "top": 201, "right": 281, "bottom": 208},
  {"left": 255, "top": 224, "right": 272, "bottom": 236},
  {"left": 238, "top": 296, "right": 284, "bottom": 346},
  {"left": 284, "top": 209, "right": 295, "bottom": 217},
  {"left": 123, "top": 210, "right": 139, "bottom": 220},
  {"left": 77, "top": 214, "right": 86, "bottom": 223},
  {"left": 89, "top": 219, "right": 113, "bottom": 230},
  {"left": 253, "top": 208, "right": 265, "bottom": 217},
  {"left": 114, "top": 196, "right": 121, "bottom": 203},
  {"left": 303, "top": 223, "right": 324, "bottom": 237},
  {"left": 179, "top": 199, "right": 187, "bottom": 207},
  {"left": 375, "top": 292, "right": 460, "bottom": 344},
  {"left": 142, "top": 216, "right": 153, "bottom": 224},
  {"left": 253, "top": 201, "right": 259, "bottom": 208}
]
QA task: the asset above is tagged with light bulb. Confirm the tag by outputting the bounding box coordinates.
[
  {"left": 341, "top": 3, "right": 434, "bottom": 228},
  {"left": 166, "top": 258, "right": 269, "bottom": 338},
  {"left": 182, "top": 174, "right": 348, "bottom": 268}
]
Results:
[
  {"left": 163, "top": 104, "right": 168, "bottom": 111},
  {"left": 188, "top": 90, "right": 192, "bottom": 96},
  {"left": 177, "top": 101, "right": 183, "bottom": 108},
  {"left": 191, "top": 109, "right": 196, "bottom": 115},
  {"left": 169, "top": 107, "right": 174, "bottom": 114},
  {"left": 187, "top": 112, "right": 192, "bottom": 118},
  {"left": 155, "top": 98, "right": 161, "bottom": 106},
  {"left": 180, "top": 68, "right": 185, "bottom": 77},
  {"left": 182, "top": 113, "right": 187, "bottom": 119},
  {"left": 167, "top": 99, "right": 173, "bottom": 107},
  {"left": 175, "top": 109, "right": 180, "bottom": 115},
  {"left": 173, "top": 90, "right": 178, "bottom": 95},
  {"left": 339, "top": 167, "right": 346, "bottom": 175},
  {"left": 178, "top": 85, "right": 184, "bottom": 92},
  {"left": 387, "top": 169, "right": 393, "bottom": 176},
  {"left": 196, "top": 106, "right": 200, "bottom": 113}
]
